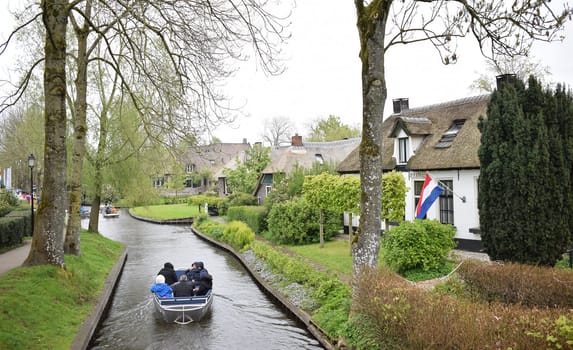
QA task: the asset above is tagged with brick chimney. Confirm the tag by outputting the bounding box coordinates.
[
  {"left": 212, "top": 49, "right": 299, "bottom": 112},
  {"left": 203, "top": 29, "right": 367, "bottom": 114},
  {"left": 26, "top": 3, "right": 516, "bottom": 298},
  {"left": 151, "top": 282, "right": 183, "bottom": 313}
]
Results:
[
  {"left": 496, "top": 74, "right": 517, "bottom": 91},
  {"left": 291, "top": 134, "right": 303, "bottom": 147},
  {"left": 392, "top": 98, "right": 409, "bottom": 114}
]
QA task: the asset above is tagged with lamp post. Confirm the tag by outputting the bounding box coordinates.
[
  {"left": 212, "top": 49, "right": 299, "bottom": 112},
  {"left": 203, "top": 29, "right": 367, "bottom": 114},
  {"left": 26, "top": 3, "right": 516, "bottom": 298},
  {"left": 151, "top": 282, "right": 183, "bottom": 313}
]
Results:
[{"left": 28, "top": 154, "right": 35, "bottom": 236}]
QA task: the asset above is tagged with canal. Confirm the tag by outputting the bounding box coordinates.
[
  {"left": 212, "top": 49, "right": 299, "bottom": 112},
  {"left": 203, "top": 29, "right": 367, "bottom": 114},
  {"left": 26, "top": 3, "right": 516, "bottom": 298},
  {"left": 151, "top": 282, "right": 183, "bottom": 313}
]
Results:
[{"left": 85, "top": 209, "right": 324, "bottom": 350}]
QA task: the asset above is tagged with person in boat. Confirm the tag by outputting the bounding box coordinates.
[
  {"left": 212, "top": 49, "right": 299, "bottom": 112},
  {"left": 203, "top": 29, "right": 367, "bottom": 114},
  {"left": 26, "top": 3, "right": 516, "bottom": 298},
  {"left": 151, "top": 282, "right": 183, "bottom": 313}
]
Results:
[
  {"left": 171, "top": 274, "right": 195, "bottom": 297},
  {"left": 184, "top": 262, "right": 201, "bottom": 282},
  {"left": 158, "top": 262, "right": 178, "bottom": 285},
  {"left": 150, "top": 274, "right": 173, "bottom": 298},
  {"left": 193, "top": 271, "right": 213, "bottom": 296}
]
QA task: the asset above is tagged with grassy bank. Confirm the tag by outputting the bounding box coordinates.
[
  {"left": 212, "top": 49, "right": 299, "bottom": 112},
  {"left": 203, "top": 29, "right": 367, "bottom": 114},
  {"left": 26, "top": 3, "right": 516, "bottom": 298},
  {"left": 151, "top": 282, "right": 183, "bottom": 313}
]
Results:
[
  {"left": 129, "top": 203, "right": 199, "bottom": 220},
  {"left": 0, "top": 231, "right": 124, "bottom": 350}
]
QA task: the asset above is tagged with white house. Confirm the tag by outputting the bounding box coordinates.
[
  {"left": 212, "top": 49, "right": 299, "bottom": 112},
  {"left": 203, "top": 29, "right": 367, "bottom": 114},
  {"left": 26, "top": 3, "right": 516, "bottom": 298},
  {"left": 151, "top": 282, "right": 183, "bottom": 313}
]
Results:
[{"left": 337, "top": 94, "right": 490, "bottom": 251}]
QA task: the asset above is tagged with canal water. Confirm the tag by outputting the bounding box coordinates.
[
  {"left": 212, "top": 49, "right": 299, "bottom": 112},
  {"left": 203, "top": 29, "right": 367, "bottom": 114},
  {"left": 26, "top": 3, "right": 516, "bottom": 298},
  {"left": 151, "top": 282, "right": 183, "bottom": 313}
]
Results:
[{"left": 85, "top": 209, "right": 324, "bottom": 350}]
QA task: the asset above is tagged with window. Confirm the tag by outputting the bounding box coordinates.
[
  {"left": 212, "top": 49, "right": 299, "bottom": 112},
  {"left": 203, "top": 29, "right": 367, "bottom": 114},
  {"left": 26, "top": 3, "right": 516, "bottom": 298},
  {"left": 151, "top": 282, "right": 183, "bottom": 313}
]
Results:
[
  {"left": 439, "top": 180, "right": 454, "bottom": 225},
  {"left": 435, "top": 120, "right": 466, "bottom": 148},
  {"left": 414, "top": 180, "right": 424, "bottom": 218},
  {"left": 398, "top": 138, "right": 409, "bottom": 163},
  {"left": 265, "top": 185, "right": 272, "bottom": 195},
  {"left": 185, "top": 164, "right": 195, "bottom": 173}
]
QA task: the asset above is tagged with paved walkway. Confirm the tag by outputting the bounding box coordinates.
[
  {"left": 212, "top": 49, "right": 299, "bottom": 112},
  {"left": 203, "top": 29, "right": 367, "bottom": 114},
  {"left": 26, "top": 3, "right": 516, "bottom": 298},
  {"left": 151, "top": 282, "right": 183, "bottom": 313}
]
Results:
[{"left": 0, "top": 240, "right": 31, "bottom": 276}]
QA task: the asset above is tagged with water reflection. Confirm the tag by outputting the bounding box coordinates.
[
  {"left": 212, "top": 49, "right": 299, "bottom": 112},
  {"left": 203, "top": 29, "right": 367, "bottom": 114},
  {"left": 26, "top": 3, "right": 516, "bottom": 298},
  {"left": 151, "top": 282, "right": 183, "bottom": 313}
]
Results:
[{"left": 86, "top": 210, "right": 323, "bottom": 350}]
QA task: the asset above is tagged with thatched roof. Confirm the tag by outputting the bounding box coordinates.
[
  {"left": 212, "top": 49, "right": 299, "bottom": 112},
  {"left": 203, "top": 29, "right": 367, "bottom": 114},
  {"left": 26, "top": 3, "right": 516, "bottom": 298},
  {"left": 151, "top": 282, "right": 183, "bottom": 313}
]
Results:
[
  {"left": 337, "top": 94, "right": 490, "bottom": 173},
  {"left": 262, "top": 137, "right": 361, "bottom": 174},
  {"left": 185, "top": 142, "right": 250, "bottom": 176}
]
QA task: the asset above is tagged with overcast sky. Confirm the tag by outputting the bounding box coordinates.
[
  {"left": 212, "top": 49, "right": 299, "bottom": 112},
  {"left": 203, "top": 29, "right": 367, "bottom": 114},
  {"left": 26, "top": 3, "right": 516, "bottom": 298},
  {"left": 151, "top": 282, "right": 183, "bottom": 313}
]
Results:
[
  {"left": 217, "top": 1, "right": 573, "bottom": 144},
  {"left": 1, "top": 1, "right": 572, "bottom": 145}
]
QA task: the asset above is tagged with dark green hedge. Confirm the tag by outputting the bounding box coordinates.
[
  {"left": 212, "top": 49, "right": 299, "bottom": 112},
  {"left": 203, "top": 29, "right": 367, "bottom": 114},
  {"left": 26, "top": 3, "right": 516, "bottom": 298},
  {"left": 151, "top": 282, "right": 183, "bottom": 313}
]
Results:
[
  {"left": 0, "top": 209, "right": 30, "bottom": 248},
  {"left": 226, "top": 205, "right": 268, "bottom": 234}
]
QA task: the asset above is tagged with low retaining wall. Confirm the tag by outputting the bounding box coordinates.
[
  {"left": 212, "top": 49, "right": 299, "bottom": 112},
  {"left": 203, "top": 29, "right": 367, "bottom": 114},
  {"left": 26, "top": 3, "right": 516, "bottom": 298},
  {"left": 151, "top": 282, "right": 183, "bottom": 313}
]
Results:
[
  {"left": 71, "top": 248, "right": 128, "bottom": 350},
  {"left": 127, "top": 211, "right": 193, "bottom": 225}
]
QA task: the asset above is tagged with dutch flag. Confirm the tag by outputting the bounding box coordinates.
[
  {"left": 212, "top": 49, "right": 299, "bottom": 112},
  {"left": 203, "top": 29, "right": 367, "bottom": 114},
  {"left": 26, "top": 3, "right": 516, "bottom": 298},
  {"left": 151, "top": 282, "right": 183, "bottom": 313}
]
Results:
[{"left": 415, "top": 174, "right": 444, "bottom": 219}]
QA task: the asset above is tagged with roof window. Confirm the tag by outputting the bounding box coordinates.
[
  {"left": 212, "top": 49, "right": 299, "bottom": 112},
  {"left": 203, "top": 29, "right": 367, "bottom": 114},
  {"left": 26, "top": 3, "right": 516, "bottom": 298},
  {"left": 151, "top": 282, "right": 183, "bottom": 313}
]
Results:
[{"left": 435, "top": 119, "right": 465, "bottom": 148}]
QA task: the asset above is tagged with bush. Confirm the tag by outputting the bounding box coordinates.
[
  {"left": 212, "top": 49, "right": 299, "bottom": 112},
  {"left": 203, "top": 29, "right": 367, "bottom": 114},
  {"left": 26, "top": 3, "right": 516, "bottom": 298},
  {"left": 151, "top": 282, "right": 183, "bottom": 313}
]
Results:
[
  {"left": 266, "top": 197, "right": 340, "bottom": 245},
  {"left": 0, "top": 190, "right": 19, "bottom": 207},
  {"left": 352, "top": 266, "right": 572, "bottom": 350},
  {"left": 226, "top": 206, "right": 268, "bottom": 234},
  {"left": 0, "top": 215, "right": 26, "bottom": 248},
  {"left": 382, "top": 219, "right": 456, "bottom": 272},
  {"left": 457, "top": 259, "right": 573, "bottom": 308},
  {"left": 0, "top": 200, "right": 11, "bottom": 218},
  {"left": 222, "top": 221, "right": 255, "bottom": 251}
]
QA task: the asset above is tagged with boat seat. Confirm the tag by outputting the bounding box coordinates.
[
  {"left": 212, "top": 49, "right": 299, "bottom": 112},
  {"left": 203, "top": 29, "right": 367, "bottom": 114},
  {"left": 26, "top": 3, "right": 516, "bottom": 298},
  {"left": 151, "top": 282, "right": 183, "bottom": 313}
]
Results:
[{"left": 160, "top": 297, "right": 208, "bottom": 305}]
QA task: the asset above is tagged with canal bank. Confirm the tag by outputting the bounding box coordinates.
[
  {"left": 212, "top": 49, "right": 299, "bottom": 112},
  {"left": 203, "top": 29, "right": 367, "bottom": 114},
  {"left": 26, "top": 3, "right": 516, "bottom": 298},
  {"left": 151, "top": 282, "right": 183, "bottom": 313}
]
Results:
[
  {"left": 188, "top": 225, "right": 336, "bottom": 350},
  {"left": 129, "top": 209, "right": 335, "bottom": 349}
]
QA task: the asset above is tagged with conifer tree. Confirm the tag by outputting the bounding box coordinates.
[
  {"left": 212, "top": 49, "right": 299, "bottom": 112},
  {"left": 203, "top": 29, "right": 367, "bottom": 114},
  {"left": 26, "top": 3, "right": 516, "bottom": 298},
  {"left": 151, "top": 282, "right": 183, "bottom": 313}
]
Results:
[{"left": 479, "top": 77, "right": 572, "bottom": 265}]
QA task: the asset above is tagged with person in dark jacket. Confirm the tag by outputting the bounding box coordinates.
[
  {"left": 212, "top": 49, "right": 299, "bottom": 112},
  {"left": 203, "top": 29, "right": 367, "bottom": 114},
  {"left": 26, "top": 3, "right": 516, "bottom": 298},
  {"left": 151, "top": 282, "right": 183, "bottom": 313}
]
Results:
[
  {"left": 193, "top": 272, "right": 213, "bottom": 296},
  {"left": 158, "top": 262, "right": 178, "bottom": 285},
  {"left": 150, "top": 274, "right": 173, "bottom": 298},
  {"left": 171, "top": 274, "right": 195, "bottom": 297},
  {"left": 185, "top": 262, "right": 201, "bottom": 282}
]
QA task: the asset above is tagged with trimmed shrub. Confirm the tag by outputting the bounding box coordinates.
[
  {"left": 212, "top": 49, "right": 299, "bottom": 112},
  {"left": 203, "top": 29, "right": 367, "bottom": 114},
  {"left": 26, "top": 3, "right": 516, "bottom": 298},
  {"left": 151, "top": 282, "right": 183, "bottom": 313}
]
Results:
[
  {"left": 0, "top": 215, "right": 26, "bottom": 248},
  {"left": 0, "top": 199, "right": 11, "bottom": 218},
  {"left": 0, "top": 190, "right": 19, "bottom": 207},
  {"left": 266, "top": 196, "right": 340, "bottom": 245},
  {"left": 222, "top": 221, "right": 255, "bottom": 251},
  {"left": 226, "top": 205, "right": 268, "bottom": 234},
  {"left": 458, "top": 259, "right": 573, "bottom": 308},
  {"left": 382, "top": 219, "right": 456, "bottom": 272}
]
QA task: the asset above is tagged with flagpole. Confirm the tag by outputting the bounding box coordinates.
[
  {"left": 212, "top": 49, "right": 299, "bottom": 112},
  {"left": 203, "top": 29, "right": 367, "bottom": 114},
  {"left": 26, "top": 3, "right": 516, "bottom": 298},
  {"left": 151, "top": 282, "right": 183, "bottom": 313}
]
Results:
[{"left": 427, "top": 172, "right": 466, "bottom": 203}]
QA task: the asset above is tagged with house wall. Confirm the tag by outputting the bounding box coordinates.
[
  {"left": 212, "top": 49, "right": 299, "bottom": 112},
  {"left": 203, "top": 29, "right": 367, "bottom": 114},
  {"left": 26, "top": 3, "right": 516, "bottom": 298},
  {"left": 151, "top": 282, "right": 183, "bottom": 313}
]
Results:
[
  {"left": 404, "top": 169, "right": 481, "bottom": 246},
  {"left": 343, "top": 168, "right": 482, "bottom": 251}
]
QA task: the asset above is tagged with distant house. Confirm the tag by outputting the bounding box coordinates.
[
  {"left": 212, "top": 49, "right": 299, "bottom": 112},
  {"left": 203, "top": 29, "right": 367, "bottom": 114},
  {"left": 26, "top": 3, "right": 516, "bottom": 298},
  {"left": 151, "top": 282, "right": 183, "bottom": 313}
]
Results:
[
  {"left": 254, "top": 134, "right": 360, "bottom": 205},
  {"left": 337, "top": 94, "right": 490, "bottom": 251},
  {"left": 154, "top": 140, "right": 251, "bottom": 196}
]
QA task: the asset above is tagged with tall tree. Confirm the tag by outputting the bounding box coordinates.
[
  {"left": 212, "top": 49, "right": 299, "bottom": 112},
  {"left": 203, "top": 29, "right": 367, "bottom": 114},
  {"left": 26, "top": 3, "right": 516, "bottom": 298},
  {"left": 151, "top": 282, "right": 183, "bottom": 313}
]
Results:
[
  {"left": 352, "top": 0, "right": 570, "bottom": 298},
  {"left": 479, "top": 77, "right": 571, "bottom": 266},
  {"left": 23, "top": 0, "right": 69, "bottom": 267},
  {"left": 307, "top": 115, "right": 360, "bottom": 142},
  {"left": 2, "top": 0, "right": 291, "bottom": 261},
  {"left": 262, "top": 116, "right": 295, "bottom": 147}
]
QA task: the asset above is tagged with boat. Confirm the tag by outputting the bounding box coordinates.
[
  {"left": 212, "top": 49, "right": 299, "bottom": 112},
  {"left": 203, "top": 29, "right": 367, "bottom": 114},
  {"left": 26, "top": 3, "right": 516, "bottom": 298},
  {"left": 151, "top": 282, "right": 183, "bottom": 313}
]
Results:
[
  {"left": 80, "top": 206, "right": 91, "bottom": 218},
  {"left": 152, "top": 269, "right": 213, "bottom": 324},
  {"left": 102, "top": 206, "right": 119, "bottom": 218}
]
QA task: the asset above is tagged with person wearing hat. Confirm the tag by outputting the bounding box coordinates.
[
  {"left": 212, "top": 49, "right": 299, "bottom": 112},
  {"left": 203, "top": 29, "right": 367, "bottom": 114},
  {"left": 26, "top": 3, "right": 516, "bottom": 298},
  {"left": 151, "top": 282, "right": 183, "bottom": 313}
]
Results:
[
  {"left": 150, "top": 274, "right": 173, "bottom": 298},
  {"left": 158, "top": 262, "right": 178, "bottom": 285}
]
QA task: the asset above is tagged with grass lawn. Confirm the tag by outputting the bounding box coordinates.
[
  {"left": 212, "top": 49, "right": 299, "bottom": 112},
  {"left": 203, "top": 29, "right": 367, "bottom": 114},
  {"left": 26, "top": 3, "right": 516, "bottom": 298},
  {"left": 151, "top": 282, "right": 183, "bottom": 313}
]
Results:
[
  {"left": 129, "top": 203, "right": 199, "bottom": 220},
  {"left": 0, "top": 231, "right": 124, "bottom": 350}
]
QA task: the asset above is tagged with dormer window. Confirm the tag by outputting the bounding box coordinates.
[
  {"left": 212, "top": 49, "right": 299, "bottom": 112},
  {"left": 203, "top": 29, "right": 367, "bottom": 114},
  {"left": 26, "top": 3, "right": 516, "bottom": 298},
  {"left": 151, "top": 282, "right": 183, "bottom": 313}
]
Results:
[
  {"left": 398, "top": 137, "right": 409, "bottom": 164},
  {"left": 436, "top": 120, "right": 466, "bottom": 148},
  {"left": 315, "top": 153, "right": 324, "bottom": 165}
]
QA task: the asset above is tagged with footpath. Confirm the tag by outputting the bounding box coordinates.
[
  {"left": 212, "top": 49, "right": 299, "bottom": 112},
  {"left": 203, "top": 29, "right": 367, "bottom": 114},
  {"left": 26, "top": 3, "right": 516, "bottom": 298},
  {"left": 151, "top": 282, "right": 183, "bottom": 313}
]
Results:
[{"left": 0, "top": 240, "right": 31, "bottom": 275}]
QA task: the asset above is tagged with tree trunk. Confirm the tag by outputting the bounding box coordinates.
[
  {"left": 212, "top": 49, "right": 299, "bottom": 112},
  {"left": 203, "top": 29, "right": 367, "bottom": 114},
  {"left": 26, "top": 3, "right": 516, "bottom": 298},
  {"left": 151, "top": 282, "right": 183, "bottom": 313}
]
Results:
[
  {"left": 24, "top": 0, "right": 69, "bottom": 267},
  {"left": 319, "top": 208, "right": 324, "bottom": 248},
  {"left": 351, "top": 2, "right": 389, "bottom": 298},
  {"left": 65, "top": 2, "right": 92, "bottom": 254},
  {"left": 88, "top": 167, "right": 102, "bottom": 233},
  {"left": 348, "top": 212, "right": 354, "bottom": 255}
]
